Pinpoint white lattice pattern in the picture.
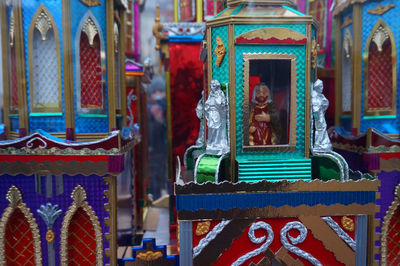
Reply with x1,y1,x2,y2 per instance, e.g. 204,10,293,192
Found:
32,28,59,108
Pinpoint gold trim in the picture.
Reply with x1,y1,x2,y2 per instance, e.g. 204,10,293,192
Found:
196,0,202,22
236,27,307,43
381,182,400,265
62,0,75,135
165,71,173,180
334,15,342,126
214,36,225,67
311,37,317,69
28,4,62,114
107,0,117,130
60,185,103,265
79,0,102,6
207,27,212,94
0,186,42,265
309,0,325,48
228,24,236,182
104,176,117,264
227,0,295,7
1,1,11,133
352,4,362,133
368,4,395,16
15,0,28,132
242,53,297,152
120,11,127,126
207,16,316,28
304,25,311,158
363,19,396,117
341,16,352,29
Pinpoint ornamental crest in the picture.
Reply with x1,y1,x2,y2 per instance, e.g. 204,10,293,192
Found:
80,0,102,7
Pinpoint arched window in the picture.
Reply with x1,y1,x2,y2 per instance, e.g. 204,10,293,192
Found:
381,183,400,264
342,29,352,113
0,186,42,265
364,19,396,116
60,185,103,264
76,12,106,114
28,5,62,113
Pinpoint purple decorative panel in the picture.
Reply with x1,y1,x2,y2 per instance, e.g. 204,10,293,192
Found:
0,174,109,265
375,170,400,261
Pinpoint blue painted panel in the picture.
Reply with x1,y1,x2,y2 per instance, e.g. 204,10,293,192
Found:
70,2,108,133
10,116,19,132
22,1,66,132
360,0,399,134
176,191,376,212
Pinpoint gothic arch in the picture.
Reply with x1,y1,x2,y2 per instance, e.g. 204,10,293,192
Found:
0,186,42,265
28,4,62,113
75,11,106,115
60,185,103,265
381,183,400,264
363,19,396,116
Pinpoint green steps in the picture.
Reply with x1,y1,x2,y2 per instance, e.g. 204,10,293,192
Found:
237,158,312,182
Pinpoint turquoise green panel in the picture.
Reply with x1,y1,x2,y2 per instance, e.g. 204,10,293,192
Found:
211,26,229,84
196,155,220,183
237,158,311,182
235,44,306,160
234,24,306,38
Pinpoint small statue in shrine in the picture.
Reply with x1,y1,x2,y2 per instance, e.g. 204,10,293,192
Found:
195,91,205,146
311,79,332,152
249,82,280,146
205,80,229,154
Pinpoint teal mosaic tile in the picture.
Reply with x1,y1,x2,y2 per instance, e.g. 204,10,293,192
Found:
211,26,229,84
234,44,307,160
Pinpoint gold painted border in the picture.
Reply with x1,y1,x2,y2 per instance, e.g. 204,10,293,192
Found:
242,53,297,152
304,24,311,157
226,0,296,8
363,19,397,117
352,4,362,133
60,184,103,265
207,16,316,28
28,4,63,114
165,71,173,180
178,203,377,220
104,175,117,264
380,182,400,265
15,0,29,132
107,0,117,130
0,186,42,265
119,11,127,127
0,1,11,134
62,0,75,135
334,16,342,126
228,24,236,181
